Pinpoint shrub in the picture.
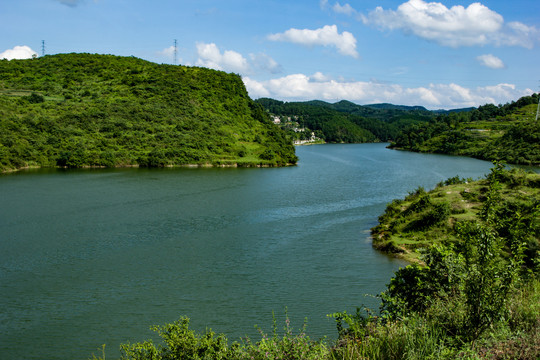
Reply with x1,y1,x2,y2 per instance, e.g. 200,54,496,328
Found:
404,193,432,215
26,92,44,103
114,314,329,360
119,317,238,360
380,245,465,318
404,202,450,232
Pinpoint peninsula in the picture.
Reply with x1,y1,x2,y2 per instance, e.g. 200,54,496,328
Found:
0,53,297,172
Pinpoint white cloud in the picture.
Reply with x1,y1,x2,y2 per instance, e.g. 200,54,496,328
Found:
476,54,505,69
242,74,532,109
0,45,38,60
268,25,359,58
332,2,356,16
495,21,539,49
242,77,270,98
311,72,331,82
195,43,282,76
158,45,175,58
361,0,538,48
195,43,249,74
157,45,179,63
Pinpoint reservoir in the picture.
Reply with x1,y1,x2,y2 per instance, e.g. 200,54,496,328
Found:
0,143,495,359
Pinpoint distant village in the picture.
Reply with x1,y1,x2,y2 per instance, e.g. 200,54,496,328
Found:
271,115,322,145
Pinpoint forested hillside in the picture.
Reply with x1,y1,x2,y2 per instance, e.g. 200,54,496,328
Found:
256,95,540,167
390,94,540,166
0,53,297,172
255,98,434,143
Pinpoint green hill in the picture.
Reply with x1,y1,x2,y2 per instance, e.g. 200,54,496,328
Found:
365,103,428,112
0,53,297,172
390,94,540,166
255,98,435,144
257,94,540,166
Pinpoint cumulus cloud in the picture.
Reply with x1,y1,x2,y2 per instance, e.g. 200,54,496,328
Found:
0,45,38,60
195,43,281,76
476,54,505,69
268,25,359,58
157,46,178,62
195,42,250,74
311,72,332,82
242,77,270,98
361,0,538,48
242,74,531,109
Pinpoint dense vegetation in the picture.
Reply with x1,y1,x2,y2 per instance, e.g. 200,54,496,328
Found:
390,94,540,166
257,95,540,167
371,164,540,265
255,98,434,144
0,53,297,172
92,165,539,359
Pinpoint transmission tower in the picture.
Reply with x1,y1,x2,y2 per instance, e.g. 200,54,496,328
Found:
536,81,540,121
173,39,178,65
41,40,45,56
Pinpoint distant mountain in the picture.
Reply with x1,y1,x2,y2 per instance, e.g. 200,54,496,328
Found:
260,98,434,121
256,98,435,144
365,103,428,112
0,53,297,172
432,107,476,114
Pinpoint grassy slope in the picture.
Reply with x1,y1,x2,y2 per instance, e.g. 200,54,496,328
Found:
0,53,297,172
371,169,540,263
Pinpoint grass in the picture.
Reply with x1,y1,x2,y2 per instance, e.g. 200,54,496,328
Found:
329,277,540,360
371,169,540,263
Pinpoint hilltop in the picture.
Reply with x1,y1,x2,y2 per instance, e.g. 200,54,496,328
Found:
364,103,428,112
0,53,297,172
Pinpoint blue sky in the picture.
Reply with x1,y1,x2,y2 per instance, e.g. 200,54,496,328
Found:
1,0,539,109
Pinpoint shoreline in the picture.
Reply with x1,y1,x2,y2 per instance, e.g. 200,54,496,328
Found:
293,140,325,146
1,161,298,174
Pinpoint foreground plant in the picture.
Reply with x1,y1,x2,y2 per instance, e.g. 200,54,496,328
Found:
113,312,329,360
329,166,539,359
240,311,328,360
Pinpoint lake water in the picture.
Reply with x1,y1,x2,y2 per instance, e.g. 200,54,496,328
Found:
0,143,496,359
